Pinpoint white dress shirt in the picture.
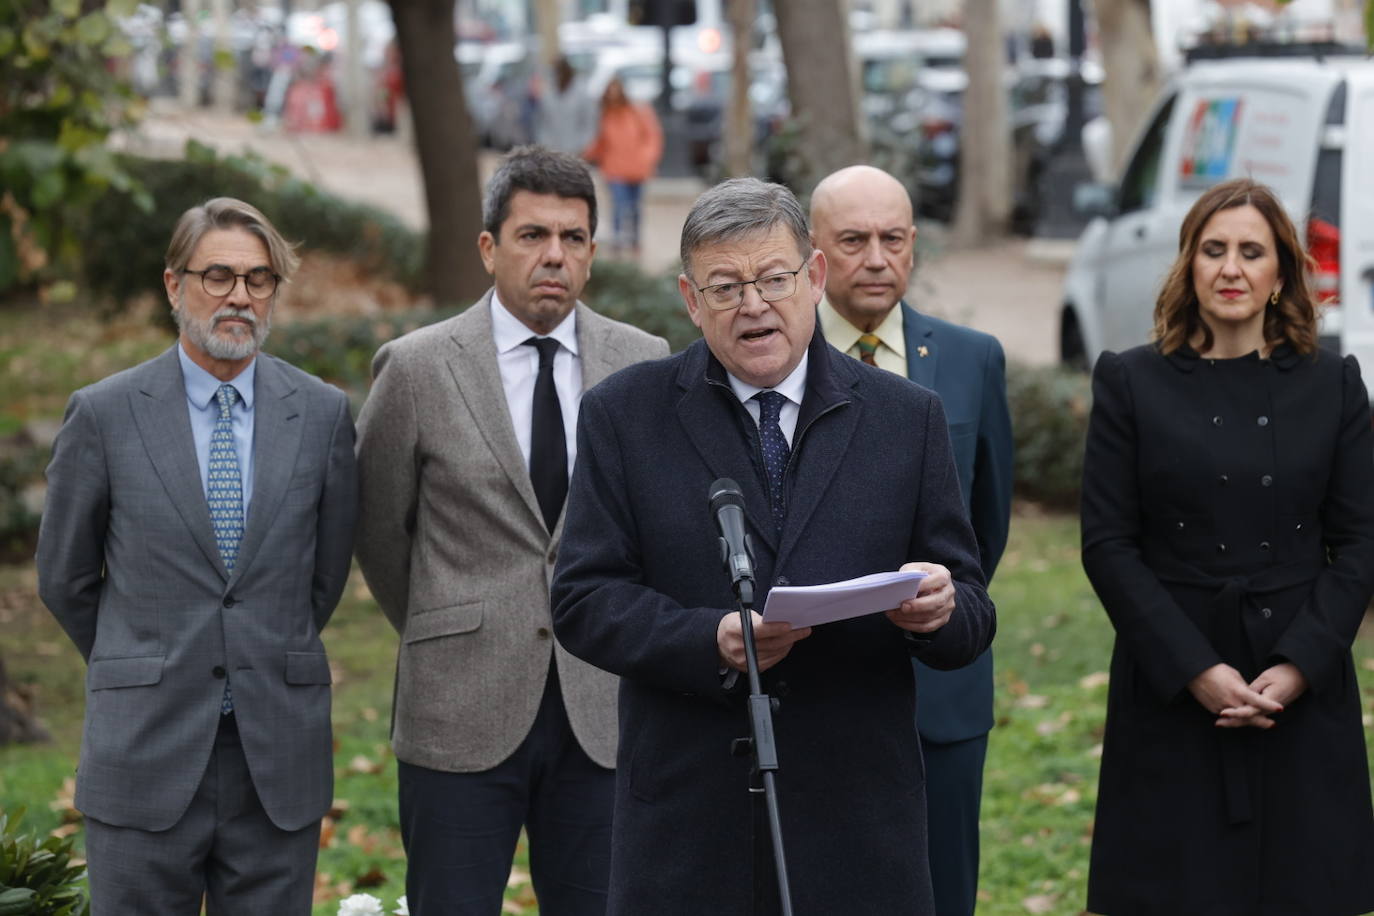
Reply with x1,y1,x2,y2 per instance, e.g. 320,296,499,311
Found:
725,351,809,447
491,293,582,478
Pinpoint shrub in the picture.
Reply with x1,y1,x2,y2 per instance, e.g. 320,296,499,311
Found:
0,432,48,563
1006,363,1091,510
581,260,697,353
77,142,423,311
0,808,88,916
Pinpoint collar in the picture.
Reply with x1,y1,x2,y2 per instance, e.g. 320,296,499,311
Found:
725,351,810,409
818,299,906,359
1163,341,1302,373
177,343,256,409
490,291,580,356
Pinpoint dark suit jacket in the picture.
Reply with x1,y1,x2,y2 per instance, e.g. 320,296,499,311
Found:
551,330,996,915
900,303,1013,744
37,346,358,832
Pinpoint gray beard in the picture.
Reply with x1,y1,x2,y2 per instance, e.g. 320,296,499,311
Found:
174,296,272,361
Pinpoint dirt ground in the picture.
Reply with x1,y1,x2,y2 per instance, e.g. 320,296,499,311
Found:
121,102,1071,366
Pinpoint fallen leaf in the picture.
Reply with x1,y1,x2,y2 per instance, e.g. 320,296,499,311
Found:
1029,643,1046,658
330,798,352,819
1078,671,1110,689
319,817,336,849
1088,743,1104,758
507,866,531,888
1022,893,1058,913
354,867,387,888
362,707,379,722
349,755,384,775
1015,694,1049,710
49,823,80,839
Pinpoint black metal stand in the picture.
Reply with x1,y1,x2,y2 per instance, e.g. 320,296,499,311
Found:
727,576,795,916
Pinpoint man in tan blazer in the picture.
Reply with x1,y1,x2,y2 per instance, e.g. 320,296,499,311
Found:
354,147,668,916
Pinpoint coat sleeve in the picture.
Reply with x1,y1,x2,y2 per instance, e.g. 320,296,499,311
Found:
1270,355,1374,694
35,390,110,661
905,390,997,669
311,389,359,634
970,336,1014,582
1081,351,1222,700
354,341,419,634
551,386,736,697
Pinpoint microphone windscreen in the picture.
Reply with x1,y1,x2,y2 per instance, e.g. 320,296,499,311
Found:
708,478,745,515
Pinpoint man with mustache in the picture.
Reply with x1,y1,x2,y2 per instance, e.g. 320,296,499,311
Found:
811,165,1012,916
354,146,668,915
37,197,358,914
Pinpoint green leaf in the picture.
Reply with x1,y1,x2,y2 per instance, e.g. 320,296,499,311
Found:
52,0,82,18
102,33,132,57
105,0,141,17
0,28,16,58
74,12,111,46
21,20,50,59
31,168,67,209
212,47,235,70
1367,1,1374,54
47,280,78,303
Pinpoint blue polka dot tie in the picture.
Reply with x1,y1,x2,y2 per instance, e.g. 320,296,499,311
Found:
209,384,243,715
754,391,790,530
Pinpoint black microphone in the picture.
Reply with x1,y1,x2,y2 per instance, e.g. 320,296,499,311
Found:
709,478,755,599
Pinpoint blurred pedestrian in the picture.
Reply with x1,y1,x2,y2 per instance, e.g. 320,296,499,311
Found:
535,56,595,155
36,197,358,915
1081,177,1374,915
811,164,1012,916
583,76,662,259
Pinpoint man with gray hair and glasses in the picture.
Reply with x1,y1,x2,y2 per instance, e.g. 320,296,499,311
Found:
37,197,358,914
550,177,996,914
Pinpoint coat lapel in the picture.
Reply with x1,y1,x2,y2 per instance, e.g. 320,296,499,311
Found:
232,355,304,584
128,347,227,578
901,301,940,389
673,342,780,553
777,335,859,562
444,295,547,532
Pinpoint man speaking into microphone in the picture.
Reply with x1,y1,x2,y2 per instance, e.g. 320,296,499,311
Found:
551,178,995,915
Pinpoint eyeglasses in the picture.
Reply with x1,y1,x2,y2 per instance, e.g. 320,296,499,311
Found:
694,262,807,311
183,265,280,300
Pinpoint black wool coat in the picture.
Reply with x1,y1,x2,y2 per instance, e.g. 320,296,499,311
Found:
551,331,996,916
1081,344,1374,916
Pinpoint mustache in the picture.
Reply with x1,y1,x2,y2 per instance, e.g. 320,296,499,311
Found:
212,306,257,327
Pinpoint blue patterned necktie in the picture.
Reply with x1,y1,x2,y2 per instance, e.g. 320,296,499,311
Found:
209,383,243,715
754,391,791,530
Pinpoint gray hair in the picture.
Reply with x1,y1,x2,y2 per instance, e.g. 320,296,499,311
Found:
165,197,300,280
483,145,598,238
680,178,811,278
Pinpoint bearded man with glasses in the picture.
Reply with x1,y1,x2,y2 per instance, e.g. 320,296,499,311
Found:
37,197,358,915
550,177,996,915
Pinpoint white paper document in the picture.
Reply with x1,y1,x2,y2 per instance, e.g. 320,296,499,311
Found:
761,570,929,629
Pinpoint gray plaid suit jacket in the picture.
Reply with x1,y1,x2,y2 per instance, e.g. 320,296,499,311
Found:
36,346,359,832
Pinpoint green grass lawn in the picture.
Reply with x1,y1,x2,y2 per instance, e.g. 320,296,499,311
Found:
4,512,1373,915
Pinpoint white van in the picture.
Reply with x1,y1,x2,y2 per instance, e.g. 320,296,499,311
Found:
1059,48,1374,377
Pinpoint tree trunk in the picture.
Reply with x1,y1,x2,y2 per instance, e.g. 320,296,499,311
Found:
533,0,562,73
774,0,866,196
387,0,488,307
724,0,756,178
0,654,49,746
1093,0,1160,175
951,0,1011,246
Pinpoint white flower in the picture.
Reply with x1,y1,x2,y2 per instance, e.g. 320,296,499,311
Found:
393,897,410,915
337,894,385,916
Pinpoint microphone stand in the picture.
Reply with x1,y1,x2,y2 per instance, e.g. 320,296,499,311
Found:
726,573,795,916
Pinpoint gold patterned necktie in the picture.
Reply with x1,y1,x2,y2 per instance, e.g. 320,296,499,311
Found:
857,334,880,366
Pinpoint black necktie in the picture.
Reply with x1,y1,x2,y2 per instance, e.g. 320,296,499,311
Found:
526,337,567,533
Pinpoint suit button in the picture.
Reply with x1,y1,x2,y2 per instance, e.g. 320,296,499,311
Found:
1295,523,1303,531
1176,521,1185,530
1260,541,1271,551
537,627,551,639
1217,543,1228,554
1260,607,1273,619
1212,416,1223,427
776,576,790,586
1261,475,1273,487
1218,474,1229,485
1257,416,1269,427
223,596,236,608
212,665,226,678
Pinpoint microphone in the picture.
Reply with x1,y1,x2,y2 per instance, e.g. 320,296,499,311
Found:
709,478,755,600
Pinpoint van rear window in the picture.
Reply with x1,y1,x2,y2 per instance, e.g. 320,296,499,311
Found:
1311,148,1341,229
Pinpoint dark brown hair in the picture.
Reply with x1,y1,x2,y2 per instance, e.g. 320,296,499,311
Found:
1152,178,1318,355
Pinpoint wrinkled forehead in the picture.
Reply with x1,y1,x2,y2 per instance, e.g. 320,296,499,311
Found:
687,226,809,281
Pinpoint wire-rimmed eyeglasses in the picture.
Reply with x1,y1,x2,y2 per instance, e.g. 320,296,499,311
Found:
694,262,807,311
182,265,280,300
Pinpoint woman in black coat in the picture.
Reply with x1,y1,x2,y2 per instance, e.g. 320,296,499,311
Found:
1081,178,1374,915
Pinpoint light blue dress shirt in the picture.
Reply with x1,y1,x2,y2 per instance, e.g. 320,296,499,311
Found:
178,345,256,519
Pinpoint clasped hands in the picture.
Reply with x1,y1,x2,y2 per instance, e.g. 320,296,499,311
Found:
1187,662,1308,729
716,562,955,673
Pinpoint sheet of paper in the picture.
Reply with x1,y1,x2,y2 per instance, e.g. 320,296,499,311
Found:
760,570,929,629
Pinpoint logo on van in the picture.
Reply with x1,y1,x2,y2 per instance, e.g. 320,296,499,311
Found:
1180,98,1243,188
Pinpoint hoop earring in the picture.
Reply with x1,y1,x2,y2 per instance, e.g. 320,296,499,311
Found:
1269,289,1280,306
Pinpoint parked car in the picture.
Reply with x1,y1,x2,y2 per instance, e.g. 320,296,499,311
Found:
1059,44,1374,376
